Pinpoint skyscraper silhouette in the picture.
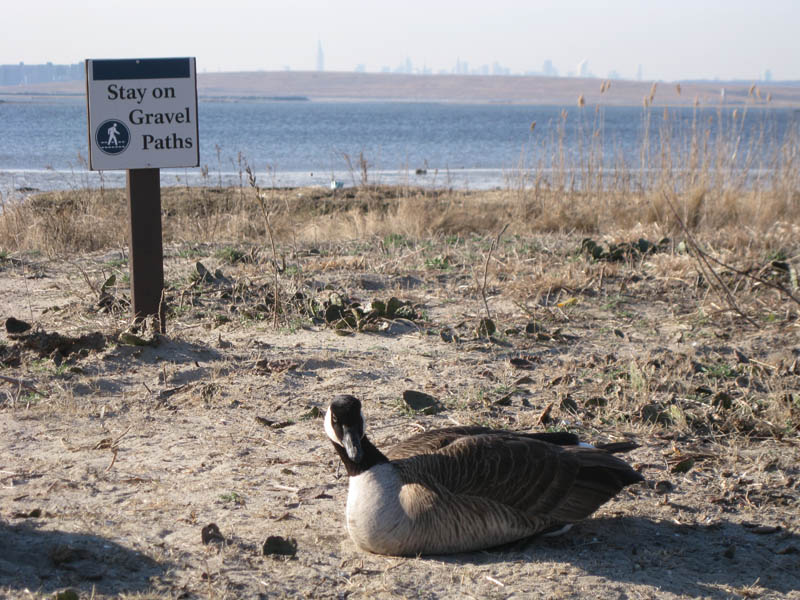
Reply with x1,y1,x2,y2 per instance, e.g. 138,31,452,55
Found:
317,41,325,71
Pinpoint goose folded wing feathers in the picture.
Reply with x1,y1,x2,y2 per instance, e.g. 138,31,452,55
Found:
385,426,497,460
394,434,580,516
385,426,582,461
393,434,642,523
549,446,644,522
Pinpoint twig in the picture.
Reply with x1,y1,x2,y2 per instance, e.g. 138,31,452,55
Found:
270,483,300,493
660,191,758,326
72,261,99,298
478,224,509,320
111,425,132,447
105,448,119,472
0,375,39,394
695,249,800,309
247,165,283,328
485,576,505,587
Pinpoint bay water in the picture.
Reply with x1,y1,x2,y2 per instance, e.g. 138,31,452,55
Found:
0,97,796,199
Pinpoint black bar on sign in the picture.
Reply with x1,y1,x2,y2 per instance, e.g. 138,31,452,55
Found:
126,168,166,333
93,58,191,80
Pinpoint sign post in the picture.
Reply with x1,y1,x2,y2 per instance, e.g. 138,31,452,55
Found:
86,57,199,333
126,168,165,330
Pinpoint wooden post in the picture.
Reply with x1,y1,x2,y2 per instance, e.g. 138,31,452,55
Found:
126,168,166,333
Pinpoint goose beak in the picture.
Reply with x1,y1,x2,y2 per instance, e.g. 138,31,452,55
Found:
342,426,363,463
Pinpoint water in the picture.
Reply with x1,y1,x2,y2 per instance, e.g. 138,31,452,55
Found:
0,97,797,198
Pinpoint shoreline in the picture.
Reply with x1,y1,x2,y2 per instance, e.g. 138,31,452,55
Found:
2,168,513,200
4,91,800,110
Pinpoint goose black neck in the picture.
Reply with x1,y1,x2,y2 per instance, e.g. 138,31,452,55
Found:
333,435,389,477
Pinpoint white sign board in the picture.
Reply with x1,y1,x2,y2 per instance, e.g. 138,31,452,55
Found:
86,57,199,170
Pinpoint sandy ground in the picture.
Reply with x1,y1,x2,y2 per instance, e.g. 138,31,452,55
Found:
1,238,799,599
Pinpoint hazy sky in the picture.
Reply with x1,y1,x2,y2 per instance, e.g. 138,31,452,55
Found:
3,0,797,81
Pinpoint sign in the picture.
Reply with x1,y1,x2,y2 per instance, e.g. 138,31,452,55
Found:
86,57,199,170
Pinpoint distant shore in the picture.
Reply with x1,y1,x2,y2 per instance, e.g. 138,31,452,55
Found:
2,70,799,107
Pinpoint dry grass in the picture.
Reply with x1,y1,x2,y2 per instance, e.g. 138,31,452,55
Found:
1,183,798,258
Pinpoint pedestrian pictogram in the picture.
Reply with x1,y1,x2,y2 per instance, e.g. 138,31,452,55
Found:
95,119,130,155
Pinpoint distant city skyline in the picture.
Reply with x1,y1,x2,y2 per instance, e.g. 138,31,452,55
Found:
0,57,784,87
2,1,798,82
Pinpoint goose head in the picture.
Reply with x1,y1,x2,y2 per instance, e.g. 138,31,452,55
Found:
325,395,366,464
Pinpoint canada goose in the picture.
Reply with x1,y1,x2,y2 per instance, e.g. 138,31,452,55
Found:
325,395,644,556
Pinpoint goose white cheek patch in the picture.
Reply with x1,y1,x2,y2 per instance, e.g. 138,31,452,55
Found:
324,408,340,445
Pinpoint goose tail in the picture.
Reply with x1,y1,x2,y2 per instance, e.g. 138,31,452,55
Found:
549,449,644,523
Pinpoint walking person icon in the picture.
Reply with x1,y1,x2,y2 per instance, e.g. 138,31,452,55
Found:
106,122,120,146
96,119,129,155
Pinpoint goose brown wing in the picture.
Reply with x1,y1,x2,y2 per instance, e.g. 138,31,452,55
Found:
394,434,643,522
395,434,581,515
546,446,644,522
385,427,496,460
385,427,582,461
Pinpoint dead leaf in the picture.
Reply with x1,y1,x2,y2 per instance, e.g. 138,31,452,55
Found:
670,458,695,474
538,401,554,425
402,390,440,414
